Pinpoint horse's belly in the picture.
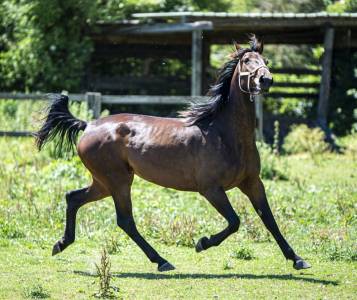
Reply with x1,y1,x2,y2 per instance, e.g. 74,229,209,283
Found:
127,147,198,191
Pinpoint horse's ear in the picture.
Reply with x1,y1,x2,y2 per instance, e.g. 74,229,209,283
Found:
233,40,241,52
249,34,264,54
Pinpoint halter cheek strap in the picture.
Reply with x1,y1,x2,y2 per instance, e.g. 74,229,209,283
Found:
238,61,270,102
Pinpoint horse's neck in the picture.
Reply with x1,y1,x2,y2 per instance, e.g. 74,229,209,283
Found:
217,72,256,145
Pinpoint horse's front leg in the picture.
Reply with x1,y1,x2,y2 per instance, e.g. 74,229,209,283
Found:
195,186,240,252
239,176,311,270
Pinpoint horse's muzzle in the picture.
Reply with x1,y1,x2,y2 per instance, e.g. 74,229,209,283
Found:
259,76,273,91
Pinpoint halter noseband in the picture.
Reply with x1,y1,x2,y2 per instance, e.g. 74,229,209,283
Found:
238,60,269,102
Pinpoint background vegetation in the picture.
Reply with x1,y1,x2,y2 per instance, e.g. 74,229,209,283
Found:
0,0,357,134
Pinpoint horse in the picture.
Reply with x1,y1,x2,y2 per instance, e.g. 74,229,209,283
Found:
35,35,311,272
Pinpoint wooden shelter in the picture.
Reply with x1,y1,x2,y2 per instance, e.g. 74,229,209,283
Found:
89,12,357,130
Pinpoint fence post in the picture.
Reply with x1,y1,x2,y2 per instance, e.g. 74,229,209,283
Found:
191,29,203,96
86,92,102,119
255,95,264,141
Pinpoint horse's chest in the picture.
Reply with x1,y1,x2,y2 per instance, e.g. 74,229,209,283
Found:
219,145,259,189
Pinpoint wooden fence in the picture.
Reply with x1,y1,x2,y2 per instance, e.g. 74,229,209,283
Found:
0,92,264,139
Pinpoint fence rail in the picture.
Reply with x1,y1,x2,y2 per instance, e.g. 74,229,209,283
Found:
0,92,265,140
0,92,207,104
0,92,211,137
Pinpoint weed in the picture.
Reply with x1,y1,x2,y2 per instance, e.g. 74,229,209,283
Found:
0,219,25,239
104,236,122,255
23,284,50,299
232,246,255,260
94,248,117,299
243,217,271,243
311,228,357,262
324,242,357,262
161,215,198,247
223,259,234,270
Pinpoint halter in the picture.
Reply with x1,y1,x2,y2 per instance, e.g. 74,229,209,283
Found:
237,60,270,102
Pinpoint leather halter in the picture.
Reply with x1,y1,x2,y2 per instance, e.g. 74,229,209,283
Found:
237,60,270,102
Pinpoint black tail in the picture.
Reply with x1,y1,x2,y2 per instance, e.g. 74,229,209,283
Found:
35,94,87,154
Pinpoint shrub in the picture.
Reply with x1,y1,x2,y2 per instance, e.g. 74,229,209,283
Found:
283,124,329,157
257,141,288,180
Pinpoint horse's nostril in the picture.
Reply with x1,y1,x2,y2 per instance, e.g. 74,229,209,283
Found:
260,76,272,87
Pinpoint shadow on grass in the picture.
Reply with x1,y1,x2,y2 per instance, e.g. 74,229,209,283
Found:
73,270,338,286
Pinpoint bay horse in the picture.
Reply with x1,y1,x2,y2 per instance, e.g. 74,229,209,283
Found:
35,35,310,272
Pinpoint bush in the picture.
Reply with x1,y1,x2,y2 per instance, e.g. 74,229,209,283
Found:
257,141,287,180
0,0,95,92
283,124,329,156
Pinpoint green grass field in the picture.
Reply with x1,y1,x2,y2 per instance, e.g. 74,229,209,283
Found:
0,100,356,299
0,136,356,299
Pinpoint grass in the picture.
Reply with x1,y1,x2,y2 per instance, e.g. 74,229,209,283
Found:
0,137,355,299
0,100,356,299
0,239,355,299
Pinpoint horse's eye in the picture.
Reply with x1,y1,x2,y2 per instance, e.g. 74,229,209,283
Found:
244,58,249,63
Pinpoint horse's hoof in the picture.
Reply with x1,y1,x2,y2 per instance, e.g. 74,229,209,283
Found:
158,261,175,272
52,242,62,256
293,259,311,270
195,236,208,253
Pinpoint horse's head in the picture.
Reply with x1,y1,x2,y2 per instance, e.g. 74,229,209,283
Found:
235,35,273,95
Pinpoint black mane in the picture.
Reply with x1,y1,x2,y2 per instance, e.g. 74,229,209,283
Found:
180,35,263,126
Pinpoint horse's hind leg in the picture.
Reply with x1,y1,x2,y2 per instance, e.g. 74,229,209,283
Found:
196,186,240,252
109,176,175,272
52,179,109,255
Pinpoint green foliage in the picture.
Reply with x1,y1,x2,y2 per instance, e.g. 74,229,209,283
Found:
311,228,357,262
249,0,327,13
0,0,95,92
104,236,122,255
327,0,357,12
231,246,255,260
96,0,232,21
168,215,197,247
283,124,329,157
257,141,287,180
0,219,25,239
23,284,50,299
